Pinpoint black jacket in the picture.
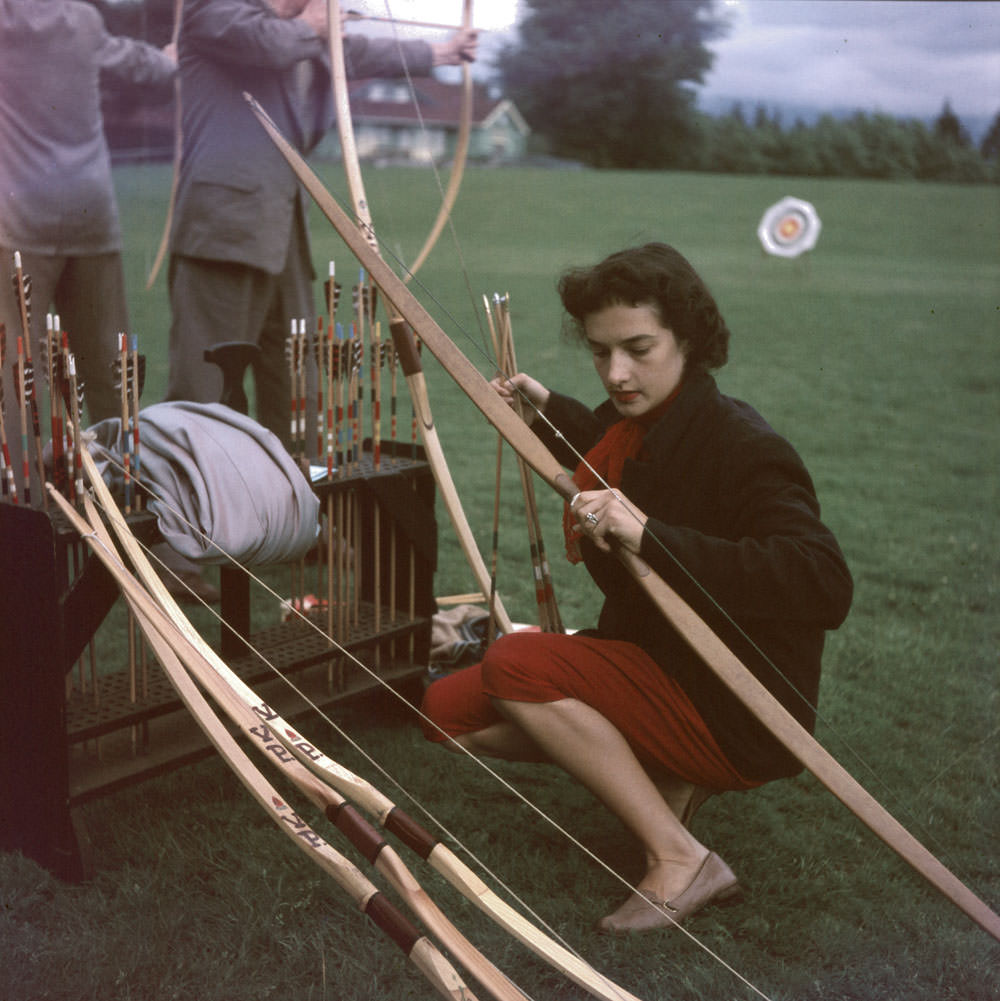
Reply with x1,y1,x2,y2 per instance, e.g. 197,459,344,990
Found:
538,371,853,780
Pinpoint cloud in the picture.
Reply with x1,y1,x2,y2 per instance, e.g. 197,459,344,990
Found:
353,0,998,120
702,0,1000,118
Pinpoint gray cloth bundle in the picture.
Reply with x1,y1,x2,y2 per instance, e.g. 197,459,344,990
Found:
85,401,319,566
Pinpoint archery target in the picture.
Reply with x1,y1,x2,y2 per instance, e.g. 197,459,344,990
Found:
757,197,822,258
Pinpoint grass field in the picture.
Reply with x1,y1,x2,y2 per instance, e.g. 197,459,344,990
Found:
2,161,998,1000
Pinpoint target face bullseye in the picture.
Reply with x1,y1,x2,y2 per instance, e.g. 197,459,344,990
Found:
758,197,821,258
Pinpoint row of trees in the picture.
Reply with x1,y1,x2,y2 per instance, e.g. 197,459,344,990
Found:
686,103,998,183
499,0,999,182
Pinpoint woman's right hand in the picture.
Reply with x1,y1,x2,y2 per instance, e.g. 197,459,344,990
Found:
489,372,550,427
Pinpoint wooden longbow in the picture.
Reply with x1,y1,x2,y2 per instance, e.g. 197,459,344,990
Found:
327,0,514,633
72,486,534,1001
75,445,643,1001
50,487,479,1001
245,94,1000,944
402,0,475,283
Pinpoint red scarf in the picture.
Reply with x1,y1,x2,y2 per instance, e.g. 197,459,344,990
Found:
562,387,681,563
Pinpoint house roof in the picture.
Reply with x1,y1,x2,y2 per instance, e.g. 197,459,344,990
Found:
347,77,526,132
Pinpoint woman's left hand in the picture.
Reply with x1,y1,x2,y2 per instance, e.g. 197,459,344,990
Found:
570,489,648,555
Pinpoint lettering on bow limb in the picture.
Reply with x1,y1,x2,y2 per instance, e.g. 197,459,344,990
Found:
283,729,324,762
251,701,279,723
274,801,327,851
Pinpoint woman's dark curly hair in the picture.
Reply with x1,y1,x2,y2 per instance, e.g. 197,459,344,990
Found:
557,243,730,373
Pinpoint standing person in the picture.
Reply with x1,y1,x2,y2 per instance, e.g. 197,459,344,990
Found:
165,0,476,449
0,0,175,502
421,243,853,933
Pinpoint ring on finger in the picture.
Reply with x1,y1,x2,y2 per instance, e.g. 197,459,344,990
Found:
585,512,599,526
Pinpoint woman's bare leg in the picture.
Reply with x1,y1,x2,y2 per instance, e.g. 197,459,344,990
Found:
447,720,549,762
488,697,721,929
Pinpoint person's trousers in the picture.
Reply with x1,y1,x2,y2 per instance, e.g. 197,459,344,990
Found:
166,223,316,454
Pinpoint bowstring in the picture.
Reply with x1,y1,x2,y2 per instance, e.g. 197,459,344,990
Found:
378,247,981,869
83,445,773,1001
373,0,489,347
302,50,974,893
249,85,981,909
317,23,830,744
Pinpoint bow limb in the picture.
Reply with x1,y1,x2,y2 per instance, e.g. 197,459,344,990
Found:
145,0,184,289
245,98,1000,944
328,0,379,255
160,638,529,1001
325,7,513,631
74,443,641,1001
403,0,474,283
71,489,525,1001
50,489,477,1001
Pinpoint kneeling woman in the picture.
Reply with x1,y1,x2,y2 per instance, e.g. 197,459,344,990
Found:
421,243,853,933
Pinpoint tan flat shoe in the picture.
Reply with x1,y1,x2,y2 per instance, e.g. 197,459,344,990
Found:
595,852,742,934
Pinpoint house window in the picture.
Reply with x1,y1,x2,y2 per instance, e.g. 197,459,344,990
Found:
366,81,410,104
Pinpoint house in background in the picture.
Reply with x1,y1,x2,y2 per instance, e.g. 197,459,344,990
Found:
102,78,530,166
316,77,530,165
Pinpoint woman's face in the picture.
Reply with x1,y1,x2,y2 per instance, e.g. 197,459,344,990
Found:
584,302,686,418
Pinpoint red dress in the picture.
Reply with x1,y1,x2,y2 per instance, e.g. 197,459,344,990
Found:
420,630,761,791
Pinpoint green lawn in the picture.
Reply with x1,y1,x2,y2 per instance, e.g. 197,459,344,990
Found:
2,162,997,1000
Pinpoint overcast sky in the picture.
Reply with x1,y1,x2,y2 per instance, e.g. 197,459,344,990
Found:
702,0,1000,119
370,0,1000,121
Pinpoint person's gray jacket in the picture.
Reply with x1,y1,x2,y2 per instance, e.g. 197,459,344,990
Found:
170,0,433,274
0,0,174,255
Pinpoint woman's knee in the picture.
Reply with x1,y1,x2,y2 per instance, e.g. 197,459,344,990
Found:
419,678,446,728
480,631,539,688
418,662,499,744
419,675,460,741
